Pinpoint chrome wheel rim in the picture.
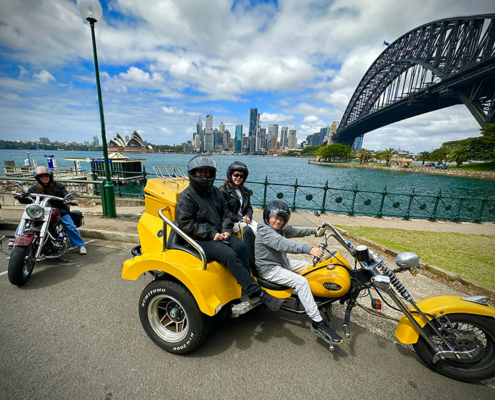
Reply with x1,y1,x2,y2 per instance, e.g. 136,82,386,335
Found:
148,295,189,343
22,253,35,280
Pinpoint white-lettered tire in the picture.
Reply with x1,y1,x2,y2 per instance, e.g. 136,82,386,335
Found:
139,280,211,354
413,313,495,382
8,244,35,287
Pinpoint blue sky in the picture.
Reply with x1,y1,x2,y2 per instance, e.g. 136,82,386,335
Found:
0,0,494,152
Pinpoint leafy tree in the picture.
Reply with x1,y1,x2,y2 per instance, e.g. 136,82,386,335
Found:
301,145,323,156
430,145,450,164
448,146,469,168
416,151,431,165
468,123,495,160
316,143,351,162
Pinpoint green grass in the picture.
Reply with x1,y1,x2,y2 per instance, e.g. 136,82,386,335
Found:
450,161,495,171
336,225,495,289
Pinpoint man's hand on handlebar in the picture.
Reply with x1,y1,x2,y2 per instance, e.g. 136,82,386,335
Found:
310,247,324,258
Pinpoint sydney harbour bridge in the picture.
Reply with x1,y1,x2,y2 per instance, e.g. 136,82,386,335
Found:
332,14,495,146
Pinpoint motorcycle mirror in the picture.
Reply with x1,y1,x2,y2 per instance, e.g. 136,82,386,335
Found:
314,211,321,217
13,181,23,189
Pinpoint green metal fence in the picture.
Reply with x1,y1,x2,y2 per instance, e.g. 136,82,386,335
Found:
241,177,495,223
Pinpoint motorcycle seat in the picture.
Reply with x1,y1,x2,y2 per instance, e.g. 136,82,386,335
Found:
256,277,290,291
167,222,213,263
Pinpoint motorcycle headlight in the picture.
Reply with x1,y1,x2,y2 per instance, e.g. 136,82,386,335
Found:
26,205,45,220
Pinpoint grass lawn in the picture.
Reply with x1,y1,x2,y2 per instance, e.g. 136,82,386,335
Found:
336,225,495,289
449,161,495,171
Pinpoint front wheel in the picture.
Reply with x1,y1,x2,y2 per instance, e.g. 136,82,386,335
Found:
413,313,495,381
8,244,36,286
139,280,211,354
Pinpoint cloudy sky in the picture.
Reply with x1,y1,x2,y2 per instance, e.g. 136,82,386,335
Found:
0,0,493,152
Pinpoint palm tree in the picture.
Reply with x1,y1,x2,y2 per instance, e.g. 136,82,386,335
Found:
430,146,450,164
448,146,469,168
416,151,431,165
356,149,371,163
381,148,398,167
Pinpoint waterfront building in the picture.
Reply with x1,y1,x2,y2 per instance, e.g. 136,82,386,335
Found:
93,135,99,147
193,134,201,151
242,136,249,151
204,132,214,152
108,131,153,153
288,129,297,148
205,114,213,133
182,141,193,153
280,127,288,148
197,118,204,151
219,122,225,135
268,124,279,148
259,128,267,149
249,108,259,152
235,125,243,152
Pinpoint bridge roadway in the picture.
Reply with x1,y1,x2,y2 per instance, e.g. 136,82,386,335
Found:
0,211,494,398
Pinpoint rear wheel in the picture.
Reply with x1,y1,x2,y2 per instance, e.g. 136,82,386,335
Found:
413,313,495,381
139,280,211,354
8,244,36,287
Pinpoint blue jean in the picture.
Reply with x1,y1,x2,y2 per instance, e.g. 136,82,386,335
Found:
60,214,85,248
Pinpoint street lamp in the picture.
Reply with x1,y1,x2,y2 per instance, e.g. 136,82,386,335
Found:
77,0,116,218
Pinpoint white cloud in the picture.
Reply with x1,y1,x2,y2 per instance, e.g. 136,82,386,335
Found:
260,113,295,123
162,106,186,115
160,127,173,136
33,70,55,84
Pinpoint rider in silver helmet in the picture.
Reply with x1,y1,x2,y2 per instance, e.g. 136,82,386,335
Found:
255,200,343,345
176,155,283,311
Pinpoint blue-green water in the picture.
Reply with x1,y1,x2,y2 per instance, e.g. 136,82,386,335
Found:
2,150,494,222
2,149,494,198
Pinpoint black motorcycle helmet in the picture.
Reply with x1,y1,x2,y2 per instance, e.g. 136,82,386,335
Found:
187,154,217,193
33,166,54,185
227,161,249,184
263,200,291,230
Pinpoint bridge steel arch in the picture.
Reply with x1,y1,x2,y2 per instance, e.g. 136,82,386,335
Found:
333,14,495,146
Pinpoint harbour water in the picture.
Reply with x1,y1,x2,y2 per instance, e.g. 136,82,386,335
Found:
1,149,494,200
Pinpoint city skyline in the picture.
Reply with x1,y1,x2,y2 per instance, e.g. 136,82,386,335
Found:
1,1,494,153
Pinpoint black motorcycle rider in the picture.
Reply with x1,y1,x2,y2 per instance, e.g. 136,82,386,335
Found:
176,155,282,310
16,166,86,254
219,161,257,274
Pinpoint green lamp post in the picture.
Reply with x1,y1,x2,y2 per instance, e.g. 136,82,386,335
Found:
77,0,116,218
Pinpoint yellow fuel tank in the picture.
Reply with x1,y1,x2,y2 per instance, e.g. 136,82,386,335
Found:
301,257,352,298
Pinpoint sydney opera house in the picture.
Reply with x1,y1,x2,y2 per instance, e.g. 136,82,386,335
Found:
107,131,154,153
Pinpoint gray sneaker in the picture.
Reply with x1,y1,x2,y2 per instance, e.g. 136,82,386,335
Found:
79,246,87,255
259,290,283,311
311,321,343,344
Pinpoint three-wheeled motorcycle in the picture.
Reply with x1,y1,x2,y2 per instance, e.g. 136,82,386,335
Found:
122,166,495,382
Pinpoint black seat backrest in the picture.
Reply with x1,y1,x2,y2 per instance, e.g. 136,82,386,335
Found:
166,222,212,263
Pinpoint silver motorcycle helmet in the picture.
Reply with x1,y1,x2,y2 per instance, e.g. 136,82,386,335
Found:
263,200,291,230
226,161,249,184
187,154,217,193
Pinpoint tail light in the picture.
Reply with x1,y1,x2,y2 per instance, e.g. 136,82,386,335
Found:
371,298,382,310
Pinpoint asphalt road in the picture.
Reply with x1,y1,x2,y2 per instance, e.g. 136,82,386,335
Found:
0,231,493,400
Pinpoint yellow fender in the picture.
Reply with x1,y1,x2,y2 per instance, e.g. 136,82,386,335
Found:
395,295,495,344
122,250,242,316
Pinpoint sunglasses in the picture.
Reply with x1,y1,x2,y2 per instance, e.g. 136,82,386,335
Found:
39,174,50,178
232,173,244,178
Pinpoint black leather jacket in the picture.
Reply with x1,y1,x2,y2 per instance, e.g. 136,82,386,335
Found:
176,185,235,240
18,182,71,216
218,182,253,223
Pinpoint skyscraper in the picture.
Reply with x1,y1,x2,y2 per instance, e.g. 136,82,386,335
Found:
197,118,204,151
268,124,279,149
205,114,213,133
280,127,288,148
204,132,214,152
288,130,297,149
352,135,364,151
248,108,259,152
235,125,243,152
219,121,225,134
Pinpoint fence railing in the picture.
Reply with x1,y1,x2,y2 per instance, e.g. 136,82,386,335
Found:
90,168,147,199
3,174,494,223
241,177,495,223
